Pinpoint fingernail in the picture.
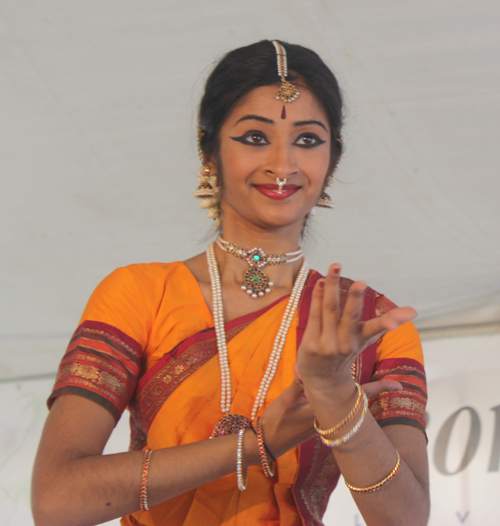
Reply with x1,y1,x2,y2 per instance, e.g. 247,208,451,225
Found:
319,280,325,289
330,264,341,276
356,282,367,296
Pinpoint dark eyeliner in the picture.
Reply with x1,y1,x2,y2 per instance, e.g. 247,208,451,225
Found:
295,134,326,148
230,135,250,144
230,132,269,145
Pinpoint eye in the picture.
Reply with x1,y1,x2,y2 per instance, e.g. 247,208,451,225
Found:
230,131,270,146
294,133,326,148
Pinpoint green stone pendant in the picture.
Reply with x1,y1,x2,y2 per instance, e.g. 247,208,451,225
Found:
241,268,273,299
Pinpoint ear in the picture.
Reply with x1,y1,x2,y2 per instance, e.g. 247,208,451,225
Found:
207,159,219,175
324,154,340,186
202,153,218,175
328,152,341,176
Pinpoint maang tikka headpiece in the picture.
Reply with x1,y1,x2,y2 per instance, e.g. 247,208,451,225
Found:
272,40,300,107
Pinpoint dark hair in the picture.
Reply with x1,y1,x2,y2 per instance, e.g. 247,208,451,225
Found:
199,40,344,169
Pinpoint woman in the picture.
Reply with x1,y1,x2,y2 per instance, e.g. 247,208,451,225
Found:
32,40,429,526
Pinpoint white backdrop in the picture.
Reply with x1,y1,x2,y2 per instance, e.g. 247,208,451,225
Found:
1,1,500,525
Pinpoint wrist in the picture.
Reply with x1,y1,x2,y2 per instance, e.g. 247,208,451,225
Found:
304,380,359,429
302,375,357,402
242,428,261,468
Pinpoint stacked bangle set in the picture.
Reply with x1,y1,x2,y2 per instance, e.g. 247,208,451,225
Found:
314,382,402,493
236,418,276,491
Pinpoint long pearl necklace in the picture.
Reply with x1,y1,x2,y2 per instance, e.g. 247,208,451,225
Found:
207,242,309,422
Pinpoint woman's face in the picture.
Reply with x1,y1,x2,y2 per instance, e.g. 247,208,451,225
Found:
214,85,331,233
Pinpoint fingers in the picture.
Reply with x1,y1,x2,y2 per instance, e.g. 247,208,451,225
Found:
293,362,302,384
321,263,342,352
301,276,325,342
290,376,306,398
300,264,418,383
321,264,341,337
276,377,311,413
361,306,417,347
361,379,403,399
340,279,367,344
301,264,342,356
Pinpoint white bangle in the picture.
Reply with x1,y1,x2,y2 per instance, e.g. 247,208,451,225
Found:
236,428,248,491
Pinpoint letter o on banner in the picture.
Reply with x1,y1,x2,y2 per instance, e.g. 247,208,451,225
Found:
434,406,481,476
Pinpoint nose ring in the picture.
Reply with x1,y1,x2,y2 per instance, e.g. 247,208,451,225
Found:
276,177,287,194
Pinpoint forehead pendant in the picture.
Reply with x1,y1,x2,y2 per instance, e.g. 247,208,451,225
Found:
272,40,300,121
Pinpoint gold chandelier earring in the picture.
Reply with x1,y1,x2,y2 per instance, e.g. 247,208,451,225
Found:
194,126,222,227
315,175,335,209
315,135,342,210
316,190,335,209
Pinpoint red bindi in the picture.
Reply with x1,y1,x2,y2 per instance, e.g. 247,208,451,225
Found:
281,105,286,119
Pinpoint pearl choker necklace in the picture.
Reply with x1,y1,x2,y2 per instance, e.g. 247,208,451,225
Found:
216,235,304,299
206,242,309,424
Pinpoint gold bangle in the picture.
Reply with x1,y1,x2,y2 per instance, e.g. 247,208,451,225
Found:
345,451,401,493
140,449,153,511
255,417,275,478
319,392,368,447
313,383,362,436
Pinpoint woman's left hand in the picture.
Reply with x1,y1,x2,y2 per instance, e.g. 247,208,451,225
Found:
296,264,417,392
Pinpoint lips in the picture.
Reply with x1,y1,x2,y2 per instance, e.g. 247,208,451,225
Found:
254,184,301,200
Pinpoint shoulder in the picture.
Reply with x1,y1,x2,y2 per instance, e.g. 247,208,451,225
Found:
106,261,185,282
80,261,190,326
95,261,190,295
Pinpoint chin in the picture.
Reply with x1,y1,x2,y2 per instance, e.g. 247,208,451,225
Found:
221,200,310,231
254,212,307,231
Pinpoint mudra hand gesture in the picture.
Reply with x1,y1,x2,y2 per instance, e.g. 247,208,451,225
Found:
297,263,417,396
261,263,417,457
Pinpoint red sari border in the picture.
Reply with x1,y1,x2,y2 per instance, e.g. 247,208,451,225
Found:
369,357,427,432
48,320,143,422
129,293,292,450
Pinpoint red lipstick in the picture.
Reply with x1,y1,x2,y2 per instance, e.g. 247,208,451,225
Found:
254,184,300,200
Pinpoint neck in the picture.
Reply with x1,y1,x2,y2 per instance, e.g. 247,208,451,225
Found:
211,204,307,292
212,238,305,293
220,220,303,255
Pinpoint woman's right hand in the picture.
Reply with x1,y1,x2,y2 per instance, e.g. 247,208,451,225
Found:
261,377,316,458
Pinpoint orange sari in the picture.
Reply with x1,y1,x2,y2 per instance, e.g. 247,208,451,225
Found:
49,262,426,526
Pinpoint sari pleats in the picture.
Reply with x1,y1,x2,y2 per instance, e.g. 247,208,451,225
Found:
132,297,301,526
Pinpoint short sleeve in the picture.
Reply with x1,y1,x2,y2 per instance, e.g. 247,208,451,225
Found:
368,316,427,434
48,266,155,422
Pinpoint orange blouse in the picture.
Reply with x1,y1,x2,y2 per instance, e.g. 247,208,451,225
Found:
49,262,426,526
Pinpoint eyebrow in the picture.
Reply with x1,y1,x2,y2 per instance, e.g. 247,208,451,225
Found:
294,120,328,131
234,115,328,131
235,115,274,126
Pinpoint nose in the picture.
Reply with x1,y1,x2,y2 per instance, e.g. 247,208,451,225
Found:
264,139,298,180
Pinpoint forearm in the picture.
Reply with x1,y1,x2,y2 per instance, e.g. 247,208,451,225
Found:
33,431,261,526
33,380,318,526
334,418,429,526
305,384,429,526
